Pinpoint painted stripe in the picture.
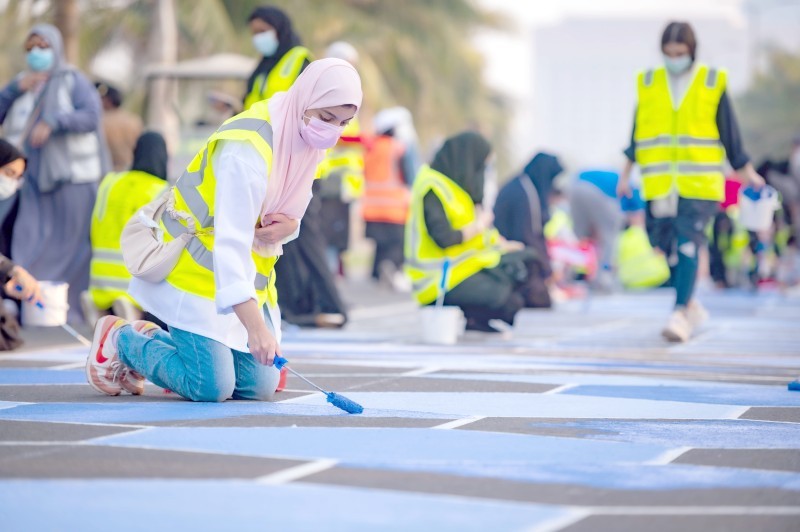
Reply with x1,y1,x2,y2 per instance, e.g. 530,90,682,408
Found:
431,416,486,430
255,459,339,485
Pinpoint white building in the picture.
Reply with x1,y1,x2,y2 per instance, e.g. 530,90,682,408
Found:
528,15,749,171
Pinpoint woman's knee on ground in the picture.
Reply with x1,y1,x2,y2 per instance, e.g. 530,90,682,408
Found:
233,366,280,401
184,370,236,402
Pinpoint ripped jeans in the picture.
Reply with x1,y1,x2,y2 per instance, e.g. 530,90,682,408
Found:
117,326,280,402
646,197,718,307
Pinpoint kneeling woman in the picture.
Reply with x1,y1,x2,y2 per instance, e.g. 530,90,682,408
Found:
405,132,529,333
85,59,361,401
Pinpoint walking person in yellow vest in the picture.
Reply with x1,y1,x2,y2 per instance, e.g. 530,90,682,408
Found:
618,21,765,343
406,132,529,333
82,132,168,327
84,59,361,401
243,6,312,112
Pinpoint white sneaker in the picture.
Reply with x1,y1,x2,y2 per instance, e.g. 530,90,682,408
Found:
662,309,692,343
685,300,709,329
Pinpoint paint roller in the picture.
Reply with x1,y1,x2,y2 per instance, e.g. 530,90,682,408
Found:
273,355,363,414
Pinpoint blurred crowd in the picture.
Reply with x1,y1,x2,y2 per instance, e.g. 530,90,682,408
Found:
0,8,798,349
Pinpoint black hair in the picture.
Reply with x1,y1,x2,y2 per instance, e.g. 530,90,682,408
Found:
661,21,697,61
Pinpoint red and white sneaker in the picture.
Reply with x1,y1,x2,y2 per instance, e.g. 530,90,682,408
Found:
85,316,129,396
130,320,161,338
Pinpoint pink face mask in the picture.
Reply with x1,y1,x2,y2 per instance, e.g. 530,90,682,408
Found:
300,115,345,149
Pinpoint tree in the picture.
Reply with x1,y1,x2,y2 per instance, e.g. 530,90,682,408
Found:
736,49,800,162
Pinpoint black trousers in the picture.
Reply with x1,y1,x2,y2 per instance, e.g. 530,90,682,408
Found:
275,196,347,326
366,221,405,279
440,247,550,325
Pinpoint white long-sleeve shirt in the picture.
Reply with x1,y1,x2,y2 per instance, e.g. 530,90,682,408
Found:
129,139,284,351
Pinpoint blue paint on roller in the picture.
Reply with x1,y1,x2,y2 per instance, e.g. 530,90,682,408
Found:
274,355,363,414
789,380,800,391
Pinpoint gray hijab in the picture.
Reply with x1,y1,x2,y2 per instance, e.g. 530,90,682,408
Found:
28,24,72,125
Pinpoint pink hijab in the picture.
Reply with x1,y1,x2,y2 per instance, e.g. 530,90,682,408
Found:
257,58,362,255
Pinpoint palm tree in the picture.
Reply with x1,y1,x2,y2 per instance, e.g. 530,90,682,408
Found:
0,0,511,170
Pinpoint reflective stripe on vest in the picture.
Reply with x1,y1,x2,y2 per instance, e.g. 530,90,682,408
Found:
634,64,726,201
404,166,502,305
90,170,167,309
244,46,312,111
161,102,278,305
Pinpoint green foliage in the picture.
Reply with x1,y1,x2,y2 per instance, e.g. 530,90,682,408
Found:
0,0,510,169
736,49,800,162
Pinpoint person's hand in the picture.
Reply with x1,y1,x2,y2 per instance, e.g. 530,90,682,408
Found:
743,164,766,190
476,207,494,231
247,322,280,366
29,122,52,148
4,266,43,307
500,240,525,253
17,72,48,92
617,171,632,198
255,213,299,245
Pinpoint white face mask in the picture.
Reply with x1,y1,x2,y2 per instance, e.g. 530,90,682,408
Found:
664,53,692,75
252,30,279,57
0,175,22,200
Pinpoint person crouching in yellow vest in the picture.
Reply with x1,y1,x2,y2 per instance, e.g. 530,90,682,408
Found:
85,59,362,401
82,132,168,327
617,21,765,343
405,132,531,334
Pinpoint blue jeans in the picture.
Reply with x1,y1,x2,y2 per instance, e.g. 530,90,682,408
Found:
117,327,279,402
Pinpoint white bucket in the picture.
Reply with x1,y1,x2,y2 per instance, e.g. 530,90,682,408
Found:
419,306,465,345
739,186,779,232
22,281,69,327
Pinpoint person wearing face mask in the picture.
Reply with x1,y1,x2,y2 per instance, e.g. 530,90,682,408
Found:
81,132,169,327
85,59,362,401
0,24,109,325
618,21,765,343
243,5,312,111
405,132,529,333
0,139,43,312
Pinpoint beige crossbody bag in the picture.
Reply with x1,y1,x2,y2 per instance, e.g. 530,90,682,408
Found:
120,188,202,283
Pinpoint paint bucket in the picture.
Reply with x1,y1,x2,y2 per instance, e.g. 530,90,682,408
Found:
22,281,69,327
739,185,779,232
419,306,465,345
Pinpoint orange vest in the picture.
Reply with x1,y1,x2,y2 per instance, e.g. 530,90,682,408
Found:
362,136,410,224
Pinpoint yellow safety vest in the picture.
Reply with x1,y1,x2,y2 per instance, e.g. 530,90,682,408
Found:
90,170,167,309
160,101,279,307
404,166,502,305
617,225,671,289
634,64,727,201
317,117,365,201
243,46,312,111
